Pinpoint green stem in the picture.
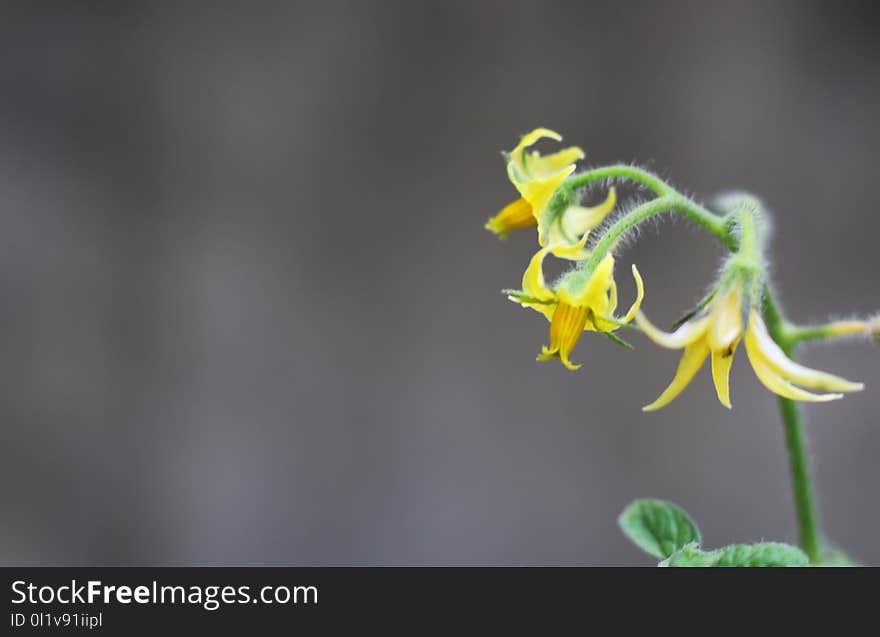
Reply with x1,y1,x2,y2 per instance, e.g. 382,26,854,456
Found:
763,292,823,564
784,321,872,345
579,195,729,276
568,164,673,197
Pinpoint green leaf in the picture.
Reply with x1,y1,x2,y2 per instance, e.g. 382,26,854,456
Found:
659,544,717,567
662,542,808,567
618,499,701,559
710,542,808,567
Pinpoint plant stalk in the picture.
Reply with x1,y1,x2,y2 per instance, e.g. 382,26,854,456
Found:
763,293,823,564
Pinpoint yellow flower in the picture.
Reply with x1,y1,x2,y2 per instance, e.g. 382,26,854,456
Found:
636,289,864,411
485,128,616,259
508,247,644,370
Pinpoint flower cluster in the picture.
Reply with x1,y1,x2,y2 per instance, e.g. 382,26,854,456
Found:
487,128,643,371
486,128,869,410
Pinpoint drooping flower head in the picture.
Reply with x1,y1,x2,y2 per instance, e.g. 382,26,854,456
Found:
636,285,864,411
507,247,644,370
486,128,616,259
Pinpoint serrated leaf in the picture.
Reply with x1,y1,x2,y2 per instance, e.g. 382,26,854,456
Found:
618,499,701,559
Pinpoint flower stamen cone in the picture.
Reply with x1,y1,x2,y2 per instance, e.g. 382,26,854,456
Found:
485,198,535,238
537,302,589,370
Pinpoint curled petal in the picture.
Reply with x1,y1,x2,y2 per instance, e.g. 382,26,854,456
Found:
548,227,590,261
513,128,562,155
581,253,616,307
635,311,711,349
521,166,576,231
710,339,739,409
559,188,617,241
507,128,582,184
607,278,619,317
513,247,557,320
521,248,554,301
525,147,585,180
591,264,644,333
643,340,711,412
707,289,743,352
621,265,645,324
747,312,864,393
744,334,843,402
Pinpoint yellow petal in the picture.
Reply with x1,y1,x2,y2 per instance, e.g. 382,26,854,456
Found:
560,188,616,240
521,166,576,228
525,147,585,180
746,312,864,393
744,339,843,402
513,128,562,155
621,265,645,324
514,247,557,320
710,339,739,409
707,289,743,352
521,248,554,300
556,254,614,316
607,278,619,316
635,311,710,349
592,264,645,333
548,226,591,260
582,253,615,306
508,129,578,184
643,340,711,411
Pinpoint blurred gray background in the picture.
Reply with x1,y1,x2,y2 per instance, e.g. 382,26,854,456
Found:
1,1,878,565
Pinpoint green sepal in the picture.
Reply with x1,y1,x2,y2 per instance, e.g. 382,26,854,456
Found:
603,330,633,350
594,314,637,330
670,289,716,331
503,290,554,305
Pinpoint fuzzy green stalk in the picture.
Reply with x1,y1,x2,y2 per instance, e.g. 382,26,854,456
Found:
763,293,823,564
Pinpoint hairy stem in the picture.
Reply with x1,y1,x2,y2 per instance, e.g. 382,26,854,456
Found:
568,164,672,197
763,292,823,564
578,194,729,277
784,320,871,345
